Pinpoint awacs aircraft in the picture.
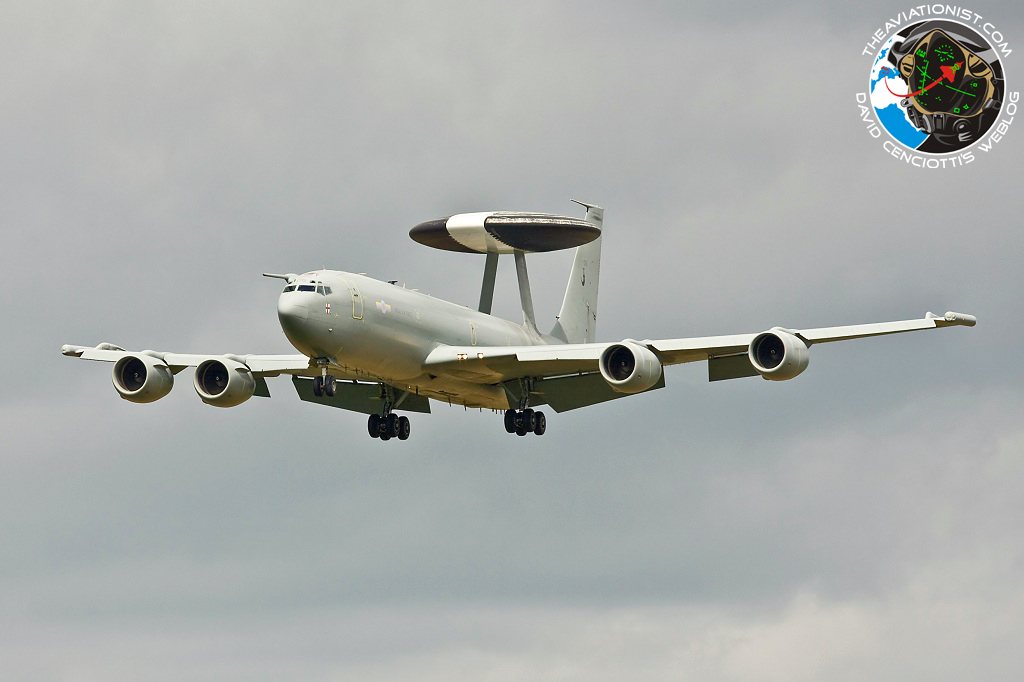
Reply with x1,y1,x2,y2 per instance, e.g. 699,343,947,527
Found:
62,202,976,441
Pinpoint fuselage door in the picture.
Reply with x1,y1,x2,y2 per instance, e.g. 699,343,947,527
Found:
342,277,363,320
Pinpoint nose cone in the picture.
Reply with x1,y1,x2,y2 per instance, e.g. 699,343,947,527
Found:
278,293,309,320
277,294,309,342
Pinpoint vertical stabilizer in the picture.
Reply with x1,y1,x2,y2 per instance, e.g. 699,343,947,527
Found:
550,202,603,344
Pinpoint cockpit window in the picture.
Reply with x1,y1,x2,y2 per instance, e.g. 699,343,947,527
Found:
285,281,331,294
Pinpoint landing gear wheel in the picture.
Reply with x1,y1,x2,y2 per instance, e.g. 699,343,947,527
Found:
324,375,336,397
368,414,381,438
386,413,400,438
534,411,546,436
522,408,536,432
504,410,517,433
380,430,392,441
312,375,324,397
398,416,411,440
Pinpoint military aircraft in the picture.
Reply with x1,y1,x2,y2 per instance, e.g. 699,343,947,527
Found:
61,202,976,441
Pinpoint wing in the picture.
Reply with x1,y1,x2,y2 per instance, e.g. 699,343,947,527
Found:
61,343,316,376
422,311,976,410
61,342,430,414
423,311,976,379
60,342,320,403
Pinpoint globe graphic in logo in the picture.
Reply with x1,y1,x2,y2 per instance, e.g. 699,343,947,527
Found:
870,19,1004,154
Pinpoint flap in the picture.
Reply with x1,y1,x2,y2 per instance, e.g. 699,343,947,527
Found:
291,377,431,414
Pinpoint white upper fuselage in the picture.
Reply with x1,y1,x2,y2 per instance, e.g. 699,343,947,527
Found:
277,270,549,408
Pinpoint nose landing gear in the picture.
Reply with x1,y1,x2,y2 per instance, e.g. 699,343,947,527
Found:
311,360,336,397
311,374,336,397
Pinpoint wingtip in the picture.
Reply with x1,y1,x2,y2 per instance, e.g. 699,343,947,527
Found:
944,311,977,327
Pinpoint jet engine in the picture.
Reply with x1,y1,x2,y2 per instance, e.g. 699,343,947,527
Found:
193,358,257,407
748,329,809,381
599,341,663,393
112,354,174,403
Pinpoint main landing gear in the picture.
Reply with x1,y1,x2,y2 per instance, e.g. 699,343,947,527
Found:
368,413,411,441
309,365,412,442
367,384,410,441
504,378,546,436
504,408,547,436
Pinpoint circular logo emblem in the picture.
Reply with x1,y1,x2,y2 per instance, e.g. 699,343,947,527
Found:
870,19,1005,154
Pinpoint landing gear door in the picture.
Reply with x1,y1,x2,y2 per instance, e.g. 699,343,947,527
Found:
341,277,363,320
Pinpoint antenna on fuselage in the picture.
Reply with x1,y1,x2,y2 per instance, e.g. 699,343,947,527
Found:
407,206,602,334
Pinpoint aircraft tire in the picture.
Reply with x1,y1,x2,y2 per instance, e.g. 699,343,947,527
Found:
324,375,336,397
312,376,323,397
504,410,516,433
386,413,400,438
398,416,411,440
523,408,536,432
368,414,381,438
534,411,546,436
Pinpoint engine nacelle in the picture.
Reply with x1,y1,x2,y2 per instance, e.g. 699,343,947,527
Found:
193,358,256,407
112,354,174,403
599,341,663,394
748,329,810,381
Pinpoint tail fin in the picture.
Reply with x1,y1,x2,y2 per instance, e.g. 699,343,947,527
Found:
550,202,603,344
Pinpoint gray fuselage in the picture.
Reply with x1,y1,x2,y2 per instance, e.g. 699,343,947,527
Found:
277,270,548,409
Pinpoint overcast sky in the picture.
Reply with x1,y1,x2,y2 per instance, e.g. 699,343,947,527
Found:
2,1,1022,680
